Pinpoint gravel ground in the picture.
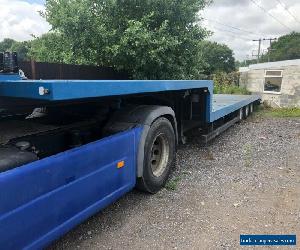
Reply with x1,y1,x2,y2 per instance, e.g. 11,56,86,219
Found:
49,114,300,250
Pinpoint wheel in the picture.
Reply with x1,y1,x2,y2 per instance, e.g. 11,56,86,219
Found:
244,105,250,118
249,103,254,114
239,108,243,121
136,117,175,193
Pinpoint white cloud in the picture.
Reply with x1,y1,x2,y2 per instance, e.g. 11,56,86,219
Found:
201,0,300,61
0,0,50,41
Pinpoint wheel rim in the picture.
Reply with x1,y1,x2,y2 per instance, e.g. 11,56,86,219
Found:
150,133,169,177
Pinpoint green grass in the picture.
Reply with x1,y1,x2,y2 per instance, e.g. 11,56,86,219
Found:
165,176,181,191
214,84,250,95
266,108,300,118
255,105,300,118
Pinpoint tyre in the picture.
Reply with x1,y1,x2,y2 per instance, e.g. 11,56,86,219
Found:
136,117,175,194
239,108,243,121
244,105,250,118
249,103,254,114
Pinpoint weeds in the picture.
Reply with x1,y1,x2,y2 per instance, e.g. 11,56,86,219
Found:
214,84,250,95
266,108,300,118
212,71,250,95
255,105,300,118
165,176,182,191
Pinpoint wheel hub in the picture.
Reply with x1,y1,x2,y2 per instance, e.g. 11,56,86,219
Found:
150,133,169,177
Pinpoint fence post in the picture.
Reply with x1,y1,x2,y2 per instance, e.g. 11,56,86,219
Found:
31,60,36,80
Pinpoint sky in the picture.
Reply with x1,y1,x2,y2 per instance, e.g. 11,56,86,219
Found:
0,0,50,41
202,0,300,60
0,0,299,61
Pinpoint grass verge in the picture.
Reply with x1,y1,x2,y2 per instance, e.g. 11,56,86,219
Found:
255,105,300,118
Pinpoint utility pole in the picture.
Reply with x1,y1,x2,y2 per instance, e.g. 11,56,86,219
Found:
253,39,262,63
252,38,277,63
263,38,277,62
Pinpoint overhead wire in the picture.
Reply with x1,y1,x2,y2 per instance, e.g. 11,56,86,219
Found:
202,1,295,60
275,0,300,24
249,0,292,32
203,18,262,37
209,26,258,41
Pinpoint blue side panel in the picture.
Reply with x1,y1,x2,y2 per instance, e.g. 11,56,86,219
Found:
210,94,260,122
0,73,21,81
0,80,213,102
0,127,142,250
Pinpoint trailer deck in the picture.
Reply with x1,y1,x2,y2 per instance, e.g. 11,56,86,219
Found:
0,77,260,122
0,79,213,101
211,94,259,121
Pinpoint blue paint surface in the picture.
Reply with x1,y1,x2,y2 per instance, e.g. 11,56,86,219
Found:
240,235,296,246
0,78,260,122
0,79,214,101
0,127,142,249
0,73,21,81
211,94,260,122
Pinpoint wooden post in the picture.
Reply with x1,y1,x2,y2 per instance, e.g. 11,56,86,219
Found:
31,59,36,80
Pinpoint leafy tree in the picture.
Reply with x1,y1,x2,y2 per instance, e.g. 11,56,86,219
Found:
29,32,76,64
0,38,16,51
265,32,300,62
199,41,235,75
10,41,31,61
43,0,211,79
0,38,30,61
237,32,300,67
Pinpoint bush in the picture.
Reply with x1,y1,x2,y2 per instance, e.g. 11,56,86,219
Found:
214,84,250,95
213,71,250,95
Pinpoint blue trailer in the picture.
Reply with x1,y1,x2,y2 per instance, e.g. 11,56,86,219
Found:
0,53,259,249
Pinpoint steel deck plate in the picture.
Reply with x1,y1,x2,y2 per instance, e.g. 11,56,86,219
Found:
211,94,259,121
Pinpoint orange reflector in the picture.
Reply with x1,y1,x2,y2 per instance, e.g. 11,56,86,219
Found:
117,161,125,169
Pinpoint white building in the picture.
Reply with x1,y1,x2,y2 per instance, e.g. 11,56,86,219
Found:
239,59,300,107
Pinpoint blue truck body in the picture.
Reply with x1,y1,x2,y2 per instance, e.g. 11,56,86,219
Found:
0,127,142,249
0,73,260,249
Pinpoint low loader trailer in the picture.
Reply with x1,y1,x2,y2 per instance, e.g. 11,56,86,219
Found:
0,52,259,249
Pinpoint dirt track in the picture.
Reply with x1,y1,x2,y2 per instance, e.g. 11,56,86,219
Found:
49,114,300,250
